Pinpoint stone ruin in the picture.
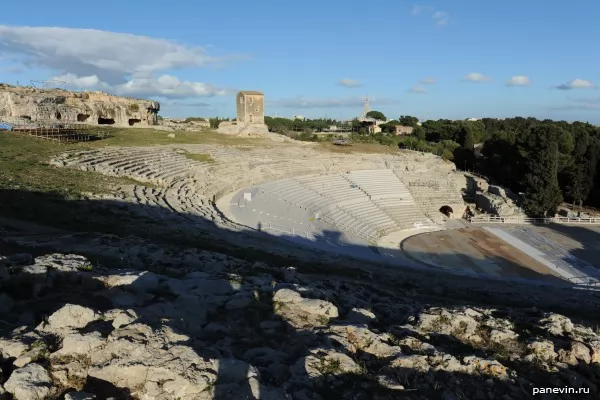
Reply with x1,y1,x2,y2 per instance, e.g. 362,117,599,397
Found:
218,91,271,137
475,184,523,217
0,83,160,128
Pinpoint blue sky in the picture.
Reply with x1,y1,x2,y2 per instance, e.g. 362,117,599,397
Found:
1,0,599,122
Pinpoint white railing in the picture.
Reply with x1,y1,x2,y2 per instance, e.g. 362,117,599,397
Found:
568,276,600,286
470,216,600,225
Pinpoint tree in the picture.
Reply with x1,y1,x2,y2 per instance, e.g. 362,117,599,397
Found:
521,124,563,217
379,120,400,134
412,125,426,141
366,111,386,121
398,115,418,127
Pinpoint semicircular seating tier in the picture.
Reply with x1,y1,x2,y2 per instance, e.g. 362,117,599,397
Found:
258,169,437,242
51,145,468,241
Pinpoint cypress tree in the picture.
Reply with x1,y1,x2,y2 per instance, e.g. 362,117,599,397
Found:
522,124,563,217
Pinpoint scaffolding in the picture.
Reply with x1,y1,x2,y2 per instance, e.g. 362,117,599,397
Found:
6,121,105,143
30,80,67,90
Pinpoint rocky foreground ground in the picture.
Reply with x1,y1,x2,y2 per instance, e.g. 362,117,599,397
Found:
1,251,600,399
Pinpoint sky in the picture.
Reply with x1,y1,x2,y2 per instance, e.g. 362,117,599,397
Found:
0,0,599,123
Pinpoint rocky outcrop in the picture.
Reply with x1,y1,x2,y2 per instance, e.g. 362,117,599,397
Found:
2,251,600,399
0,83,159,127
474,184,524,217
475,192,521,217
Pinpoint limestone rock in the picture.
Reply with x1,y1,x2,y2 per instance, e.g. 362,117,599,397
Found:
539,313,574,337
94,270,160,293
558,349,578,366
588,340,600,364
329,325,400,358
346,307,376,325
274,288,338,324
527,340,557,362
4,363,54,400
415,309,479,339
41,304,97,331
51,332,105,358
0,84,159,127
489,329,519,343
273,288,302,304
34,253,91,273
292,348,362,382
0,337,32,359
570,341,591,364
82,323,225,399
109,309,139,329
462,356,509,380
390,354,431,373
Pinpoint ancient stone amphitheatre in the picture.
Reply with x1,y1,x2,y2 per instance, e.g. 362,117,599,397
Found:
3,89,600,399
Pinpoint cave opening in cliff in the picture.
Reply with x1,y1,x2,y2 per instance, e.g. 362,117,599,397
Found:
440,205,454,217
98,117,115,125
77,114,90,122
128,119,141,126
55,112,61,120
19,115,31,121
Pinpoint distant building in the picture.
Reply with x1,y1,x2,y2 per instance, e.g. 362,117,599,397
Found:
466,118,480,122
393,125,414,135
236,91,264,124
293,115,306,121
368,125,382,134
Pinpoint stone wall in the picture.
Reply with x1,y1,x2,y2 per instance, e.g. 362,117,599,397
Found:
0,84,159,127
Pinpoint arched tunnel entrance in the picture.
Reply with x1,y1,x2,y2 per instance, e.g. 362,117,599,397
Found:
439,205,454,217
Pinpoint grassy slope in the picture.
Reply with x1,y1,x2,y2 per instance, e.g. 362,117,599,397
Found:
0,128,263,197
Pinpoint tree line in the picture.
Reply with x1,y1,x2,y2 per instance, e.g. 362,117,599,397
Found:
403,117,600,217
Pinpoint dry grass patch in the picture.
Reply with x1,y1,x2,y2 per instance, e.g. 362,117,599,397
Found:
182,152,216,163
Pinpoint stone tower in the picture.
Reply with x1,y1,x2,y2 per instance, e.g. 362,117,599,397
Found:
236,91,264,124
359,97,371,120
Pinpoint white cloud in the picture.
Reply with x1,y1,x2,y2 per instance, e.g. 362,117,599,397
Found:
411,5,450,27
338,78,362,88
114,74,232,98
464,72,491,82
432,11,450,26
411,5,432,15
556,79,596,90
49,73,233,99
53,73,104,89
0,25,242,98
269,96,399,109
420,77,436,85
409,86,427,94
506,75,531,86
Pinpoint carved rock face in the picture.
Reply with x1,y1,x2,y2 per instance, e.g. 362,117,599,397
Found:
0,84,159,127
